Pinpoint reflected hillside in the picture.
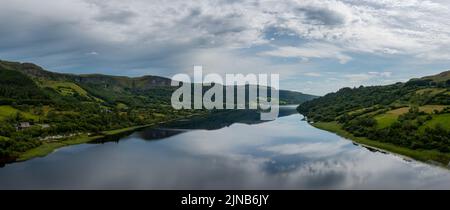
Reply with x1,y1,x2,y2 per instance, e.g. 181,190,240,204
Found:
138,129,186,141
162,106,299,130
138,106,300,141
91,106,300,143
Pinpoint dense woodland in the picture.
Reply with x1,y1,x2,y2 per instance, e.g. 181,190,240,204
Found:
298,72,450,153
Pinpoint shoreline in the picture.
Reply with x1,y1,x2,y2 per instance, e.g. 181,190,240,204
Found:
11,108,285,164
16,125,150,162
311,121,450,168
15,113,206,163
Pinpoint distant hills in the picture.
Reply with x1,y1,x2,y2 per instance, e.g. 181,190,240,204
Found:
0,59,316,107
0,60,179,107
0,59,316,162
298,71,450,165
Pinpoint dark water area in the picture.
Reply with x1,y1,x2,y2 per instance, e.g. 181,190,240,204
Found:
1,106,450,189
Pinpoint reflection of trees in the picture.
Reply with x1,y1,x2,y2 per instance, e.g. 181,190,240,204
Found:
89,130,137,144
92,106,299,143
139,129,185,141
161,110,263,130
278,106,300,117
89,128,186,143
163,106,298,130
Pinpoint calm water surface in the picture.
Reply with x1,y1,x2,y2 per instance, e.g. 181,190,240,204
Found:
1,106,450,189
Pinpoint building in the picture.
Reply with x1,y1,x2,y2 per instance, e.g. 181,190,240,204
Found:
16,122,31,130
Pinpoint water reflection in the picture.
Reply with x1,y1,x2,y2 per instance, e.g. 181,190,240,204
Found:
1,106,450,189
138,129,186,141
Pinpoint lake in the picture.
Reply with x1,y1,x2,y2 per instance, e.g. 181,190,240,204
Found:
1,106,450,189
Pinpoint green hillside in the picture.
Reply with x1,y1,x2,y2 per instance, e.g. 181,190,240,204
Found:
0,60,198,161
0,59,315,163
0,67,49,104
1,60,315,108
422,71,450,83
279,89,318,105
298,71,450,165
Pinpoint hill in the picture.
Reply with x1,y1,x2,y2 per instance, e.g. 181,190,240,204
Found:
0,60,316,107
0,59,316,163
0,60,196,162
422,70,450,83
298,71,450,165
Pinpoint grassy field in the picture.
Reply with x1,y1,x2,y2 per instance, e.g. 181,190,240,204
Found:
40,80,106,103
419,105,448,113
17,135,102,161
421,113,450,131
153,113,166,118
372,107,407,128
0,105,39,121
0,106,17,120
374,105,448,129
116,102,128,110
415,88,447,95
374,113,398,129
313,121,450,166
387,107,410,115
102,125,149,135
41,81,88,96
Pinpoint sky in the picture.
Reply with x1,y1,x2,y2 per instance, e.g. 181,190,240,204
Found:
0,0,450,95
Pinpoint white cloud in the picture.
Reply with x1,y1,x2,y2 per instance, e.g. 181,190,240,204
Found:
344,73,374,83
0,0,449,95
304,72,322,77
260,141,350,158
344,71,392,83
86,51,99,56
368,71,392,77
261,43,352,64
177,48,313,78
1,0,449,61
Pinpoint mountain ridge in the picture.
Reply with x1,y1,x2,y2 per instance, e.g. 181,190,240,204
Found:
0,59,316,101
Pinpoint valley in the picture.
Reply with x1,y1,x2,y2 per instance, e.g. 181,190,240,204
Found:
0,59,315,164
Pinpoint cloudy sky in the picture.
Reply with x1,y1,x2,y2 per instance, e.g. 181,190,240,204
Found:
1,0,449,95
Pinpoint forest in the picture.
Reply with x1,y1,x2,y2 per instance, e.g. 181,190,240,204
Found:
298,71,450,156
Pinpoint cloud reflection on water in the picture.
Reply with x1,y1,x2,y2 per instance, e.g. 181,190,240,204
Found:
1,110,450,189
